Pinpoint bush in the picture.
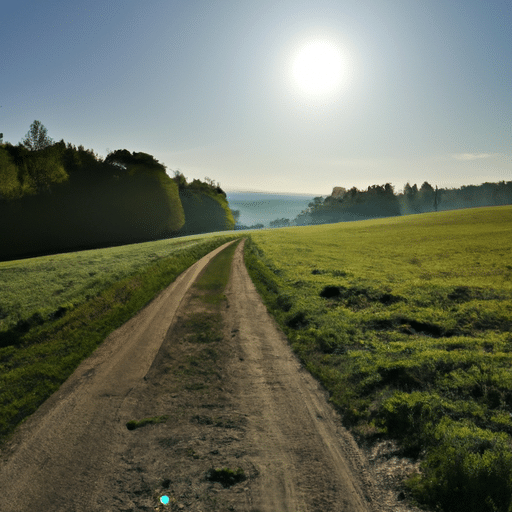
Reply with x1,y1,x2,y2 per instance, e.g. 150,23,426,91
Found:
381,391,446,453
407,417,512,512
276,292,293,312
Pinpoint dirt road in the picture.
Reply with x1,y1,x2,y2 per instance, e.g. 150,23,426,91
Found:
224,241,375,511
0,240,236,511
0,239,384,511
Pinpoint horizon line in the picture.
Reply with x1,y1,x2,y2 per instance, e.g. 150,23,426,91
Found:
224,188,325,196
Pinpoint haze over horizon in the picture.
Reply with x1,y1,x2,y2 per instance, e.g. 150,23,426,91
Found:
1,1,511,195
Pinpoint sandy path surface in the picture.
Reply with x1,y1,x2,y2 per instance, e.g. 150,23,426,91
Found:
223,240,375,512
0,240,237,512
0,238,385,512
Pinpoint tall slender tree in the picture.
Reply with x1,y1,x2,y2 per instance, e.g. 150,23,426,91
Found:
22,120,53,151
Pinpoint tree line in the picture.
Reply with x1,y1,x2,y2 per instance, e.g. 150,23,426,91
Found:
0,121,234,261
229,179,512,231
293,181,512,226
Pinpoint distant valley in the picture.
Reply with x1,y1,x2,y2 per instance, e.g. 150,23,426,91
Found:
226,191,318,228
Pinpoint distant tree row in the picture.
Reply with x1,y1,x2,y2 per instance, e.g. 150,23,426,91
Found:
269,218,291,228
0,121,234,260
294,181,512,226
234,223,265,231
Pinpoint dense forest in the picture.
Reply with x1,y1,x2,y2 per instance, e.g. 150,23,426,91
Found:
293,181,512,226
0,121,234,261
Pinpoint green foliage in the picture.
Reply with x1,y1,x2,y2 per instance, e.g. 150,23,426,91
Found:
244,238,281,297
24,144,68,192
269,218,291,228
0,141,188,260
22,120,53,151
245,206,512,512
105,149,167,174
0,142,68,197
0,131,232,260
0,147,22,199
406,418,512,512
178,187,234,235
296,180,512,225
381,391,447,453
156,170,185,231
172,173,234,234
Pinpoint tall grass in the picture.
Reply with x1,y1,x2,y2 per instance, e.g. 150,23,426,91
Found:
245,206,512,512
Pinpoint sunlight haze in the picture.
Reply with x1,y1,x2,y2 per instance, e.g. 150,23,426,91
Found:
1,0,510,194
292,41,346,95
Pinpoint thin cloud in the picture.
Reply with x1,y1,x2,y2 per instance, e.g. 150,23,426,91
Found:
452,153,492,161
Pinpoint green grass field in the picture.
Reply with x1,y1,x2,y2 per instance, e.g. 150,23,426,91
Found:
0,233,238,445
2,206,512,511
245,206,512,512
0,233,233,334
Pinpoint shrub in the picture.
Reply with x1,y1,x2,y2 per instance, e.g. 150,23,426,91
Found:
276,292,293,312
381,391,446,453
407,418,512,512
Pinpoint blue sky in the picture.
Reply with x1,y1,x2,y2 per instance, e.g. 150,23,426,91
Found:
1,0,511,195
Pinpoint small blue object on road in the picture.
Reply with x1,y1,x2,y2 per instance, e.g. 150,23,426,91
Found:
160,495,170,505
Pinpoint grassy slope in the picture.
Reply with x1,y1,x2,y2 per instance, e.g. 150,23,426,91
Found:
245,206,512,512
0,237,209,335
0,234,238,445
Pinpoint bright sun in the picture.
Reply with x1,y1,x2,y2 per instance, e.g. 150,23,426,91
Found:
292,41,345,95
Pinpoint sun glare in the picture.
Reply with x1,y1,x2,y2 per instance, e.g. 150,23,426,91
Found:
292,41,345,95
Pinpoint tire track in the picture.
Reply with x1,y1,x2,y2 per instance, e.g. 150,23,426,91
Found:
223,240,375,511
0,240,238,512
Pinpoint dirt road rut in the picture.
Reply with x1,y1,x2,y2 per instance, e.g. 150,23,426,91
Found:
0,240,237,512
224,240,375,511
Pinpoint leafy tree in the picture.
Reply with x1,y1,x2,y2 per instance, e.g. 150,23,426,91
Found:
270,218,290,228
1,143,67,195
231,209,240,223
403,182,419,199
26,145,68,193
22,120,53,151
204,176,216,187
173,170,187,188
0,147,22,199
384,183,394,195
420,181,434,194
434,185,439,211
308,196,323,208
418,182,436,211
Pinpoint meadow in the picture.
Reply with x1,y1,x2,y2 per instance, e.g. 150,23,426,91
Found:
245,206,512,512
0,233,238,444
2,205,512,511
0,237,201,334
